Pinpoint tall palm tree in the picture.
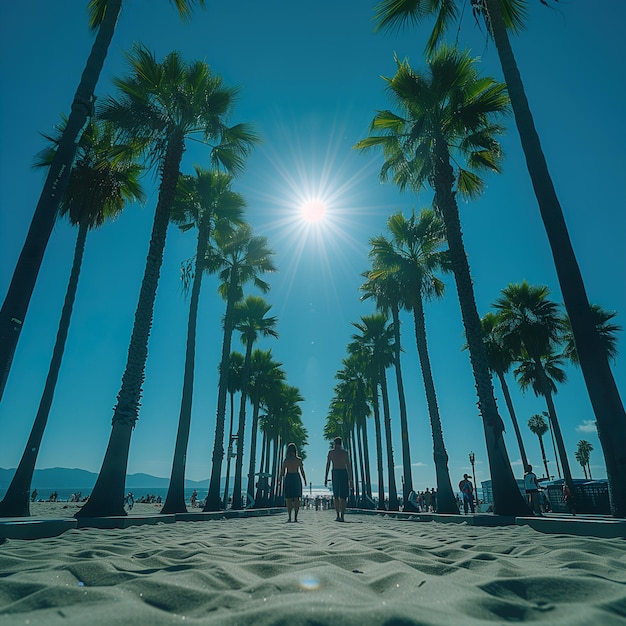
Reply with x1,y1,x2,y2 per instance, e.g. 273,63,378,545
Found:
361,266,415,508
355,48,530,515
77,48,256,518
563,304,621,366
222,351,244,508
373,0,626,517
0,0,207,401
203,225,276,511
479,311,529,473
231,296,279,509
259,383,306,506
575,440,593,480
336,354,374,503
367,209,458,514
515,348,568,479
0,119,144,517
350,315,396,510
161,168,246,514
528,413,550,480
348,338,385,509
494,281,574,494
245,350,284,506
161,169,245,514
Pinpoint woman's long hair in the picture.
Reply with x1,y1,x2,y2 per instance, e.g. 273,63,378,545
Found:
286,442,298,458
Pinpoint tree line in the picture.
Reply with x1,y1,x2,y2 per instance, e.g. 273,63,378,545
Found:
0,0,624,518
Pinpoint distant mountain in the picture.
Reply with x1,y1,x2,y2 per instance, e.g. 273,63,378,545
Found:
0,467,209,491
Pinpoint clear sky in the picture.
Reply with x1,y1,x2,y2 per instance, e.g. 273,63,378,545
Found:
1,1,624,494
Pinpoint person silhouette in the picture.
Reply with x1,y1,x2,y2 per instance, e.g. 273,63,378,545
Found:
324,437,352,521
280,442,307,522
458,474,475,514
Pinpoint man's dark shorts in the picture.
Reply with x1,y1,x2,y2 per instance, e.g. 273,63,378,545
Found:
332,468,349,499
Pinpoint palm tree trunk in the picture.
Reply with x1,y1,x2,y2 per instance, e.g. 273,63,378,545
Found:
379,368,399,510
0,0,122,401
538,368,574,493
222,391,236,508
350,423,358,504
255,431,268,506
0,222,89,517
537,435,550,480
245,401,261,507
232,341,254,509
411,299,458,514
269,437,280,506
162,217,210,514
581,464,588,480
496,371,529,474
432,136,530,516
390,303,414,508
370,380,386,510
485,0,626,517
204,278,240,511
360,410,373,499
78,135,185,518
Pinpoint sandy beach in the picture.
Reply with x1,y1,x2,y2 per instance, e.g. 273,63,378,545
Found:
1,507,625,626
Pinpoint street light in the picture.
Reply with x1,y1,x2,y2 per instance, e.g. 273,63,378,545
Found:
469,451,477,509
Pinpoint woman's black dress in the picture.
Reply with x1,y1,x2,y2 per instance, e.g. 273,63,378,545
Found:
284,472,302,498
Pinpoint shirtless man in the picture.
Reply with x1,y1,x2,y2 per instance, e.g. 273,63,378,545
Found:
324,437,352,521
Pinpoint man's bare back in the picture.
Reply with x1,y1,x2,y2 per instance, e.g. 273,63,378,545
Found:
327,447,349,469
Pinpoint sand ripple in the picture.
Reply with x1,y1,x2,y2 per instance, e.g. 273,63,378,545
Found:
1,512,625,625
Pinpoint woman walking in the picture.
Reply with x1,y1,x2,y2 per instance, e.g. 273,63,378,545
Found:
281,443,307,522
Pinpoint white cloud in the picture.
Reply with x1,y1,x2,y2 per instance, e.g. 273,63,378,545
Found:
576,420,597,434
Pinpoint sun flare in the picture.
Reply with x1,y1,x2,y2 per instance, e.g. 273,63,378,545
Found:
300,199,327,223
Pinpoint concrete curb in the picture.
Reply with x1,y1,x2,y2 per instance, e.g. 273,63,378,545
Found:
0,508,284,540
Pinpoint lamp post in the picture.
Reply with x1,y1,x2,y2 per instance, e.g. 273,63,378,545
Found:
469,451,477,509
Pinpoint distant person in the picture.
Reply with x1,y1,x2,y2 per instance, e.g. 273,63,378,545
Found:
30,489,38,502
191,490,198,508
280,442,307,522
459,474,475,514
124,492,134,511
524,464,542,516
324,437,352,522
563,482,576,516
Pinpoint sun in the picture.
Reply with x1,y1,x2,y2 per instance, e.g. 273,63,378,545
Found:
300,199,327,223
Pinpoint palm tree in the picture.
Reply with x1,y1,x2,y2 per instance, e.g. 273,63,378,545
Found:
479,312,529,473
360,269,415,505
355,48,530,515
222,351,244,508
366,209,458,514
203,225,276,511
351,314,399,509
77,48,256,518
161,168,246,514
336,354,374,504
0,0,207,401
563,305,621,366
245,350,284,506
575,440,593,480
373,0,626,518
0,119,144,517
494,281,574,494
259,383,306,506
348,334,386,510
231,296,279,509
528,413,550,480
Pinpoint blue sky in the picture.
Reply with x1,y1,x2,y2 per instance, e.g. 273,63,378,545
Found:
1,1,624,494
